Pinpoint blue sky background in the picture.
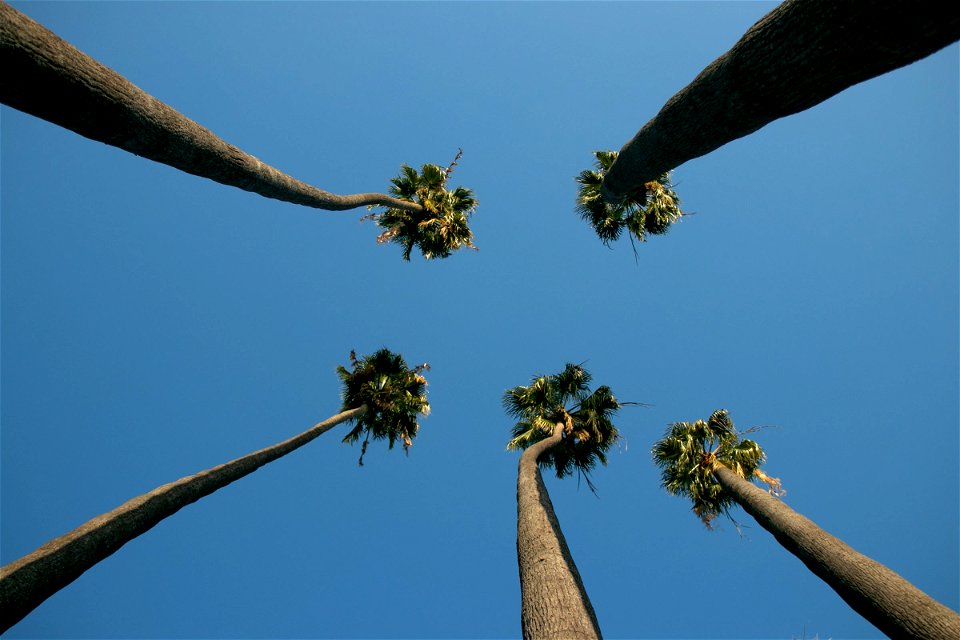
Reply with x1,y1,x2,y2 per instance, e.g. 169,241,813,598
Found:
1,2,957,638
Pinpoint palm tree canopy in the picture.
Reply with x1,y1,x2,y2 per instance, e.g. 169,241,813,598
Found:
337,349,431,464
576,150,682,247
652,409,782,528
365,151,478,261
504,363,621,483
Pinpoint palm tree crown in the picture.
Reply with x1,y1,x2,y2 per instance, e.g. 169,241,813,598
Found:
365,150,478,261
504,364,620,486
652,409,783,528
337,348,431,464
576,150,683,246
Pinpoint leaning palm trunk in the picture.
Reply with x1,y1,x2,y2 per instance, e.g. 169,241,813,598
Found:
712,464,960,640
601,0,960,202
0,2,421,214
0,405,366,633
516,423,602,640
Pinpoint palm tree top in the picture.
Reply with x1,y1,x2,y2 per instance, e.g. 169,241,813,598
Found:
364,149,478,261
652,409,784,528
337,348,431,465
576,150,683,247
503,363,621,487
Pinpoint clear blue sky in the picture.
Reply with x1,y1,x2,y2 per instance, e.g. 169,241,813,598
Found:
2,2,957,638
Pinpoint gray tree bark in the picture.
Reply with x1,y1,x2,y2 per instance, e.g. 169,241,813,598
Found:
713,464,960,640
0,405,366,633
601,0,960,203
0,2,422,214
516,423,602,640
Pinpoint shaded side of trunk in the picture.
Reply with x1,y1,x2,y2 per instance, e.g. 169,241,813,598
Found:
516,424,602,640
0,3,421,214
0,405,366,633
601,0,960,202
714,464,960,640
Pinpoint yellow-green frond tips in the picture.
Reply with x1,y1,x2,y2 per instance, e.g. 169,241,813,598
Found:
365,149,478,261
652,409,783,529
504,363,621,487
337,348,431,465
576,150,683,246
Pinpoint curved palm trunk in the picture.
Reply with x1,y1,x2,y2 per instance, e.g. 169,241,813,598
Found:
516,424,602,640
0,405,366,633
601,0,960,202
0,3,421,214
713,464,960,640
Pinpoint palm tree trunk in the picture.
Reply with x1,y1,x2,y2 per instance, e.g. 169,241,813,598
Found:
0,2,421,214
516,423,602,640
713,464,960,640
0,405,366,633
601,0,960,203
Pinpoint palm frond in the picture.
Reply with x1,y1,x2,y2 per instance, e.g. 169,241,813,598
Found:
367,155,478,261
338,348,431,465
593,150,618,171
554,363,592,403
506,415,555,451
575,150,684,247
651,410,782,528
504,364,621,485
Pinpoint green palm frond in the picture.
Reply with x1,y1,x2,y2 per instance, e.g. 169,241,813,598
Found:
575,150,684,246
367,152,478,261
652,409,779,528
555,362,592,398
506,415,556,450
337,348,431,465
503,364,621,485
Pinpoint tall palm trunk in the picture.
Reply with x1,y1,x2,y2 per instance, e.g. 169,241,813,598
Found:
0,405,366,633
601,0,960,203
0,2,421,214
713,464,960,640
516,423,602,640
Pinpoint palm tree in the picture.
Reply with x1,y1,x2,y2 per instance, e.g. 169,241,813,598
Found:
600,0,960,204
504,363,620,639
0,349,430,634
652,409,960,640
576,150,682,247
364,149,478,260
0,4,427,216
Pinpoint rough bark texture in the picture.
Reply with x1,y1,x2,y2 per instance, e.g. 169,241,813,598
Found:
516,424,602,640
714,464,960,640
0,2,421,214
601,0,960,202
0,406,366,633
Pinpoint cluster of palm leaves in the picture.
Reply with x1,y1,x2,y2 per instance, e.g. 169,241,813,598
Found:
365,150,478,261
651,409,782,528
576,150,683,246
503,363,621,487
337,348,431,465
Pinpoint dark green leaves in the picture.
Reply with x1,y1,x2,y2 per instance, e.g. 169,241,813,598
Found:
576,150,683,246
337,349,431,465
504,364,621,485
366,153,478,261
652,409,770,528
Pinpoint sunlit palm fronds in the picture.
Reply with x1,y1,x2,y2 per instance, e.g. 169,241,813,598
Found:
504,364,620,485
576,150,683,246
337,348,431,465
365,151,478,261
652,409,780,528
